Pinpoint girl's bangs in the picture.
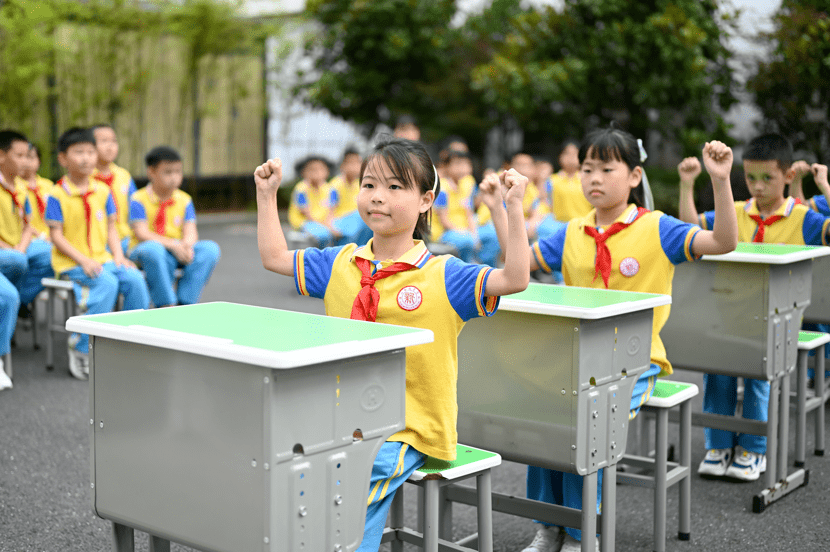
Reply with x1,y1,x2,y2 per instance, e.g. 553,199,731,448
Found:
361,148,418,190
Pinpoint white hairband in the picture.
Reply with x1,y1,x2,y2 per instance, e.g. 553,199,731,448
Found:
637,138,655,211
432,165,439,193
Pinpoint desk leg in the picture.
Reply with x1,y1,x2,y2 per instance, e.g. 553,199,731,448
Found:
111,523,134,552
477,471,494,552
581,472,597,552
600,465,615,552
390,487,405,552
678,400,692,541
816,348,826,456
765,378,780,490
778,373,791,481
424,480,439,552
654,409,669,552
796,351,808,467
149,536,170,552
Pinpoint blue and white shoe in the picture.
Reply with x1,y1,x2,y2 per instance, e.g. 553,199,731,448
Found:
697,448,732,477
725,446,766,481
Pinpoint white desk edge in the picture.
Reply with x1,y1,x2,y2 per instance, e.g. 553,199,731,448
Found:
500,293,672,319
701,247,830,264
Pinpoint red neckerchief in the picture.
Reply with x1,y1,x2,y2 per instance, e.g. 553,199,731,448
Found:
583,207,649,288
748,214,784,243
350,257,416,322
154,198,175,235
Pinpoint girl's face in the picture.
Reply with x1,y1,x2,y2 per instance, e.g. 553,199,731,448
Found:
559,144,580,174
358,157,433,239
302,160,329,186
580,148,641,212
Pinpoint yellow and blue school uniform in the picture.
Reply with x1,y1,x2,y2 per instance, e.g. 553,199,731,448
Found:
529,204,700,541
432,178,478,262
536,171,592,241
16,175,53,239
294,239,498,550
807,195,830,217
45,178,149,353
477,181,542,266
288,181,338,247
328,174,371,245
93,163,137,252
0,176,31,356
699,197,830,454
128,187,220,307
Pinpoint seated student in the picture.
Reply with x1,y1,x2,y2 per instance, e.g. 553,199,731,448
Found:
328,147,371,246
91,124,136,254
16,143,55,241
678,133,830,481
129,146,220,307
45,127,150,380
392,114,421,142
432,150,480,262
537,140,593,241
288,156,340,247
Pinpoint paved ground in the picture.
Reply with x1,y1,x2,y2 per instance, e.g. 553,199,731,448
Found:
1,215,828,551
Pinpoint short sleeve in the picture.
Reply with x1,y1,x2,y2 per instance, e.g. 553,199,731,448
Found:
295,190,308,208
329,188,338,208
801,208,830,246
184,201,196,222
128,178,137,196
444,256,499,321
23,197,31,217
658,214,701,265
699,210,715,230
434,190,448,209
105,193,117,217
44,196,63,224
129,199,147,222
810,195,830,217
294,246,343,299
531,222,567,273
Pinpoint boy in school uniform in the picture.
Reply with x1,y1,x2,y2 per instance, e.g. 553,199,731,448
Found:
16,143,54,241
128,146,220,307
328,147,371,245
433,150,480,262
45,127,149,380
790,159,830,216
288,156,340,247
678,133,830,481
91,124,137,253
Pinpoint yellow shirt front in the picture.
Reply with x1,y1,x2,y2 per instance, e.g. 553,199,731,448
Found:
92,163,136,240
45,178,115,274
699,197,830,245
16,175,53,237
295,239,498,460
0,175,30,247
128,187,196,249
329,175,360,218
547,171,592,221
288,181,336,230
432,178,474,241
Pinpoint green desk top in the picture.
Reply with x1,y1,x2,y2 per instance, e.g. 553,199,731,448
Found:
500,283,671,320
66,302,434,369
702,242,830,264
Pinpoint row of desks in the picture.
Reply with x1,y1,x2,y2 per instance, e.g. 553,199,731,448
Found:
68,243,830,552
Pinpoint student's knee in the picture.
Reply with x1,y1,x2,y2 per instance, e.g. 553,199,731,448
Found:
132,241,167,266
196,240,221,264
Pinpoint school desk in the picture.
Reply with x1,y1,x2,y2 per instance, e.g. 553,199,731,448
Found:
451,283,671,552
661,242,830,511
66,302,433,552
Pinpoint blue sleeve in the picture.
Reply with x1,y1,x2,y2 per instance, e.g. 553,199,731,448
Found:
701,210,716,230
802,208,830,246
44,196,63,224
444,256,499,321
23,197,31,217
184,201,196,222
105,193,116,217
531,222,567,273
812,195,830,217
128,178,137,196
294,246,343,299
434,190,448,209
295,190,308,208
658,214,700,265
329,188,339,207
129,200,147,222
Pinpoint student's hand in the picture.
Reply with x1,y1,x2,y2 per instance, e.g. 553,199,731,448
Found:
501,168,528,206
812,163,829,188
677,157,702,186
114,256,136,270
169,241,192,264
792,160,812,180
478,173,502,209
81,258,104,278
702,141,733,183
254,159,283,194
13,243,26,253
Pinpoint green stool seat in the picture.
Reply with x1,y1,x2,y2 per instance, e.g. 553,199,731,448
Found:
797,330,830,350
619,380,697,552
795,331,830,467
383,444,500,552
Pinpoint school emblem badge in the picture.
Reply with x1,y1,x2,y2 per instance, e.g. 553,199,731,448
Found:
619,257,639,277
397,286,422,311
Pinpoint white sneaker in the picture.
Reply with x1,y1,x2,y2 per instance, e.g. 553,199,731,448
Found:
560,533,600,552
67,346,89,381
0,359,11,390
698,448,732,477
522,526,564,552
725,446,766,481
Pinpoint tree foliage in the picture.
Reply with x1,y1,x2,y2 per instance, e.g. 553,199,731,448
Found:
747,0,830,160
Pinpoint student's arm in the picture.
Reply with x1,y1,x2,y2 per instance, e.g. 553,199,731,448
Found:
480,173,540,272
255,158,295,276
483,169,530,296
688,141,738,256
434,187,455,232
180,220,197,263
15,223,35,253
677,156,702,225
49,224,102,278
108,216,135,269
811,163,830,200
790,160,811,203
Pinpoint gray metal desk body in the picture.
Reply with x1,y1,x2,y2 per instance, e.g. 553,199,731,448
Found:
804,255,830,324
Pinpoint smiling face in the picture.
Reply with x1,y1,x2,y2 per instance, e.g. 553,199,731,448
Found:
743,159,791,211
580,147,641,212
0,140,30,180
58,142,98,181
357,156,432,239
93,126,119,165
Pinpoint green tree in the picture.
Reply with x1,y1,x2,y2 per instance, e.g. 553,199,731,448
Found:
747,1,830,160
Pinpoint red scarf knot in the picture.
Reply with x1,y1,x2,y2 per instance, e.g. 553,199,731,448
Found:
748,214,784,243
154,198,175,235
350,256,416,322
583,207,649,288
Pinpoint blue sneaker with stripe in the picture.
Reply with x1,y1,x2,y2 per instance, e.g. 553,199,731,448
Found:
697,448,732,477
725,446,766,481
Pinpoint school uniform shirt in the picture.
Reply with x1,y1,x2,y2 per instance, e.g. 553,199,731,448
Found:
45,179,116,274
128,187,196,249
477,181,541,226
808,195,830,217
546,171,593,222
699,197,830,245
16,175,54,237
532,204,701,377
288,181,337,230
93,163,136,240
329,175,359,218
294,239,499,460
432,178,475,241
0,175,31,247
